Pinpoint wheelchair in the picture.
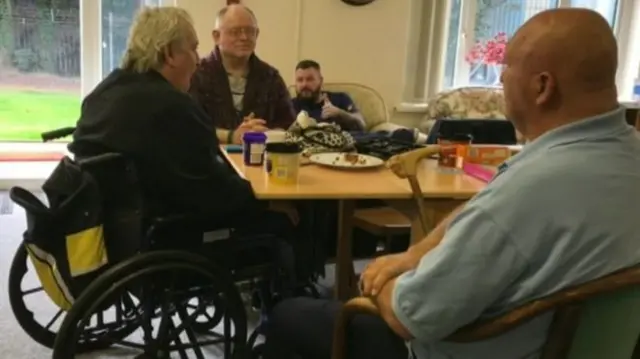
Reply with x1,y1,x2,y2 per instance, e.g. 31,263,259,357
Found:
7,127,290,358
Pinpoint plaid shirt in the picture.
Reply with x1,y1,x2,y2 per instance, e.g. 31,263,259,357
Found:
189,47,296,130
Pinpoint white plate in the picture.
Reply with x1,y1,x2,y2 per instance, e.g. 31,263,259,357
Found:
309,153,384,169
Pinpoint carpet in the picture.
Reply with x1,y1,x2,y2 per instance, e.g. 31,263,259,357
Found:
0,152,65,162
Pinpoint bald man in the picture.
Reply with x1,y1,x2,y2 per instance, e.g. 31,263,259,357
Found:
262,9,640,359
189,5,295,144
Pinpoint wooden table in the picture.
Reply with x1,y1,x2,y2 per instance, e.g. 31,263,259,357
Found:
223,151,486,300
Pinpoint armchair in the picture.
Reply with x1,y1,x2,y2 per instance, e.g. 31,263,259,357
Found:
288,82,409,134
333,267,640,359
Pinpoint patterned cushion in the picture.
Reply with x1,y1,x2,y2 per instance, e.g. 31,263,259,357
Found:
420,87,523,142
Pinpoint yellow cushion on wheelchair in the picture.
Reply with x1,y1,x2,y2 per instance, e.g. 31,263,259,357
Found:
65,225,108,277
25,244,74,311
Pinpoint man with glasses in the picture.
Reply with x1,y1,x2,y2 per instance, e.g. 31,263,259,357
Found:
190,4,296,144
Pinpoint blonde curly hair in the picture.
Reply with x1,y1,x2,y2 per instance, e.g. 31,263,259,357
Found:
121,6,195,73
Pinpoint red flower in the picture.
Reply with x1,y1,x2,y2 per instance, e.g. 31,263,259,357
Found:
466,32,508,65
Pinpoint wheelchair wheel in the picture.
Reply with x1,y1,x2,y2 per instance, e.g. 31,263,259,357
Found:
186,293,226,334
8,244,137,352
52,251,249,359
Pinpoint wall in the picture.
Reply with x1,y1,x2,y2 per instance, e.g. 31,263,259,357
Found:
176,0,424,127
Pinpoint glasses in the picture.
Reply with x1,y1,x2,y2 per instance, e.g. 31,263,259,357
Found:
222,26,258,38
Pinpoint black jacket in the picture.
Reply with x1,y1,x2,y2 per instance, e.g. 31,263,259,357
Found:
68,69,260,218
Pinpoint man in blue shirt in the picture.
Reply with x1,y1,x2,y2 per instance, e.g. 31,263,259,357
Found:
291,60,366,132
263,8,640,359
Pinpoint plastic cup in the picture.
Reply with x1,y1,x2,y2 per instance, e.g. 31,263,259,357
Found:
437,133,473,170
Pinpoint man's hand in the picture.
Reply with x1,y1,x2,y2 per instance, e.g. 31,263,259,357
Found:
268,200,300,226
360,251,421,296
320,94,346,120
231,113,268,144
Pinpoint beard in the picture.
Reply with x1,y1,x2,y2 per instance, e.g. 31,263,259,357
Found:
296,87,322,106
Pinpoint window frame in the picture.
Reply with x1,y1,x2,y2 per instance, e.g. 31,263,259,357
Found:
399,0,638,111
79,0,175,98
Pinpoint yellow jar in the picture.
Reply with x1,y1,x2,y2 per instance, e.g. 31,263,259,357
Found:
265,142,302,185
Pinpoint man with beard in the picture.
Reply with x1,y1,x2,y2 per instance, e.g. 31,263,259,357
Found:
292,60,366,132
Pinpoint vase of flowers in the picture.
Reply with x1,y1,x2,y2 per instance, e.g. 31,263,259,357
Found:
465,32,508,86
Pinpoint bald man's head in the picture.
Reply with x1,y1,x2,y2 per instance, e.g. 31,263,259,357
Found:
215,4,258,30
501,8,619,140
212,4,259,60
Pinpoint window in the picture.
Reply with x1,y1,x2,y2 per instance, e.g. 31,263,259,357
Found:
441,0,623,89
0,0,171,142
102,0,164,78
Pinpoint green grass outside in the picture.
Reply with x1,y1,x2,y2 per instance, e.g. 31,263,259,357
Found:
0,89,80,141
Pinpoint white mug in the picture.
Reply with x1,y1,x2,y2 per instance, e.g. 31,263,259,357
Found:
265,130,286,143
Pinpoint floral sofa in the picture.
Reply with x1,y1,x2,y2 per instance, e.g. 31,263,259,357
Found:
419,86,523,142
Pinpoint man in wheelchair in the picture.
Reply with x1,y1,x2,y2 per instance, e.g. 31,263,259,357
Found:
64,6,304,279
9,6,311,358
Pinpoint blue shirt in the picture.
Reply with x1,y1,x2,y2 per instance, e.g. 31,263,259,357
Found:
291,91,358,124
392,106,640,359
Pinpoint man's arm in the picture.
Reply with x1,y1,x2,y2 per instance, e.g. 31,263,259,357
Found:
333,94,366,131
407,204,465,258
344,111,366,131
151,97,262,215
190,67,236,145
216,128,233,144
375,206,526,341
375,277,413,340
340,96,366,131
270,72,296,130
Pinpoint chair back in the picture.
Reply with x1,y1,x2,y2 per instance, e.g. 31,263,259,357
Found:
563,287,640,359
42,153,145,263
288,82,389,131
82,154,145,260
446,265,640,358
333,266,640,359
8,153,143,310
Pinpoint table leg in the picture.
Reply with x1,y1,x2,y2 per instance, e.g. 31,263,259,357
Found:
334,199,357,301
386,199,467,244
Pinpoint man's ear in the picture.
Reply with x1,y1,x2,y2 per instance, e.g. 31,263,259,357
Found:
535,72,555,106
162,45,175,67
212,29,220,44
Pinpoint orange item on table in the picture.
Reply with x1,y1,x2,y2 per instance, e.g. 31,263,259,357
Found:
465,145,512,166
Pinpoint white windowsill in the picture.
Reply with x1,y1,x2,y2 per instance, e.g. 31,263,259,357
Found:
0,142,69,153
0,142,69,190
0,162,58,190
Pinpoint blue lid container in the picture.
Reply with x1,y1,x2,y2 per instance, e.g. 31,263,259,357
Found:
242,132,267,166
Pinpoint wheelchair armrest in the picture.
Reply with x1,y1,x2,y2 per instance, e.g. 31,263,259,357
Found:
152,213,196,226
148,213,234,233
77,153,124,168
151,213,206,229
